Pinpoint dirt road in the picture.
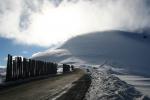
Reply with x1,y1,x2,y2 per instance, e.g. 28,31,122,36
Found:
0,69,85,100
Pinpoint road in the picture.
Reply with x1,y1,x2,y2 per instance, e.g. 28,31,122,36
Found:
0,69,85,100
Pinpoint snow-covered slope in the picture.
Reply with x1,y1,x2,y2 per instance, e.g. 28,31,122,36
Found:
116,74,150,97
33,30,150,76
32,30,150,97
60,30,150,76
85,68,150,100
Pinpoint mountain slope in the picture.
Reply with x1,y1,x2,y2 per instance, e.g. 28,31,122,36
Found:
33,30,150,76
60,30,150,76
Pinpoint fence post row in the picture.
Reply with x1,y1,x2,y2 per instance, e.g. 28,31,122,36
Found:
63,64,71,73
5,54,73,82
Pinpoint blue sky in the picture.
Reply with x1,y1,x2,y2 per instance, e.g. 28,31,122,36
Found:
0,37,47,68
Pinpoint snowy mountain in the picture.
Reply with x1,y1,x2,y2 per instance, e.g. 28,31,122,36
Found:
33,30,150,77
32,49,72,62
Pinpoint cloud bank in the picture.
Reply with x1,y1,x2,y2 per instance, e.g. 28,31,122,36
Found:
32,49,71,58
0,0,150,47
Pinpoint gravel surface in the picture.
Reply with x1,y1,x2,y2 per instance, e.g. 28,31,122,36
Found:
0,69,85,100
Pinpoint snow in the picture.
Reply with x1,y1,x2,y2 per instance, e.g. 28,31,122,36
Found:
59,57,86,65
61,30,150,77
85,67,150,100
116,74,150,97
32,30,150,76
57,67,63,74
14,30,150,98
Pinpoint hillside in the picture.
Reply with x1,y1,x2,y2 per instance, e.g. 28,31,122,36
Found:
33,30,150,77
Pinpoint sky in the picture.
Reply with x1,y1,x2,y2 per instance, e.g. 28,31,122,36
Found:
0,37,47,67
0,0,150,67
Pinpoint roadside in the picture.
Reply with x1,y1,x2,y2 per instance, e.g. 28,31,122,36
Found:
0,68,85,100
116,74,150,97
85,68,150,100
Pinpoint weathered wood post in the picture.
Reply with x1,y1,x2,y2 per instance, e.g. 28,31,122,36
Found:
34,60,36,76
53,63,57,74
20,57,23,78
63,64,67,73
12,59,17,80
12,60,15,80
68,64,70,72
43,62,45,75
63,64,71,73
32,60,35,77
48,62,50,74
71,65,74,71
38,61,40,76
30,59,34,77
48,63,50,74
26,59,29,78
49,62,52,74
45,62,48,75
42,62,45,75
35,60,37,77
6,54,13,81
28,59,32,78
39,61,40,76
23,58,27,78
17,57,22,79
15,57,18,80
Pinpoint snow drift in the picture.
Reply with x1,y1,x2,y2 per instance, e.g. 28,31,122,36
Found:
33,30,150,76
85,68,150,100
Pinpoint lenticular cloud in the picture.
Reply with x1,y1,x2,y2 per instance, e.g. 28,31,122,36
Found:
0,0,150,47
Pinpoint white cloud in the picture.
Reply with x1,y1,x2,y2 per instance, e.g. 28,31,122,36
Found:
0,65,6,68
59,56,86,65
0,0,150,47
3,57,7,61
32,49,71,58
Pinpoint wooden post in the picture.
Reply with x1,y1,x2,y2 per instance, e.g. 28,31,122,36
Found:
53,63,57,74
23,58,27,78
6,54,13,81
29,59,33,77
63,64,66,73
35,60,37,76
12,60,15,80
63,64,70,73
71,65,74,71
17,57,22,79
28,59,32,78
12,59,17,80
26,59,29,78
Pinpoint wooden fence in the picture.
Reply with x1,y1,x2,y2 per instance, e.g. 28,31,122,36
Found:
6,54,73,82
6,55,57,81
63,64,71,73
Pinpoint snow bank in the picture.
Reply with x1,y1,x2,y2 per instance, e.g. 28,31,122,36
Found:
85,68,149,100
